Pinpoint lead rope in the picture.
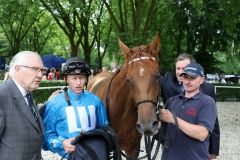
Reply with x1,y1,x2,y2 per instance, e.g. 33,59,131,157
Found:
146,96,162,160
161,97,179,149
148,96,163,160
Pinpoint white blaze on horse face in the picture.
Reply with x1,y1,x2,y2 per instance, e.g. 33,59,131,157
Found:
139,67,145,76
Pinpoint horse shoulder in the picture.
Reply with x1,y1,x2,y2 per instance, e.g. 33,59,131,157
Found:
88,72,112,91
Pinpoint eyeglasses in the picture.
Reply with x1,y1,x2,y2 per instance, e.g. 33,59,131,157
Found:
19,65,47,73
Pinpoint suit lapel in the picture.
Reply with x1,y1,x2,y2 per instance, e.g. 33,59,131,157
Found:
7,79,42,133
31,94,44,133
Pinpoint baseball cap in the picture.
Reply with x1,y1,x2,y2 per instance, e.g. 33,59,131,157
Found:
180,63,205,77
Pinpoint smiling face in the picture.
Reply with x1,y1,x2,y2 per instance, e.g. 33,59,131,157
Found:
175,58,191,82
182,74,204,97
66,74,87,94
14,54,44,91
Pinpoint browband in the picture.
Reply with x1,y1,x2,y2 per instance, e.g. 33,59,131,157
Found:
128,56,155,64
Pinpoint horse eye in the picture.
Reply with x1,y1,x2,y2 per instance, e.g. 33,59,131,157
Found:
126,77,133,85
126,77,130,83
155,74,160,80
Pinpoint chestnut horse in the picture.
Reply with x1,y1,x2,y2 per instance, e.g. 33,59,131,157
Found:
88,34,161,158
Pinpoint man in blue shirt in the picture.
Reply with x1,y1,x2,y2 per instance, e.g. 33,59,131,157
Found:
159,63,217,160
160,54,220,159
42,57,109,158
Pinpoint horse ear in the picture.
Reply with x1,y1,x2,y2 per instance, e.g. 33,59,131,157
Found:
118,38,131,58
149,32,160,57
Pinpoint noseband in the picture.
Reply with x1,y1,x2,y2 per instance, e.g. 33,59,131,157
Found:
134,95,163,120
135,100,157,107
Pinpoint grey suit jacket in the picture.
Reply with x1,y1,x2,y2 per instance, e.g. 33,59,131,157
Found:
0,79,44,160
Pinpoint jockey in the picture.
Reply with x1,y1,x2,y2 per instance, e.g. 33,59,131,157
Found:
42,57,109,158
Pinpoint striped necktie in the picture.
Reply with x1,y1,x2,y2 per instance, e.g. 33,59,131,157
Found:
26,93,39,123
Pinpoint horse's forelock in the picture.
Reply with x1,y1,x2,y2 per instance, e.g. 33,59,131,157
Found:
125,46,159,70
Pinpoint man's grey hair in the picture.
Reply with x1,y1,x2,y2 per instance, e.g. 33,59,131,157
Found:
176,53,196,63
9,51,40,77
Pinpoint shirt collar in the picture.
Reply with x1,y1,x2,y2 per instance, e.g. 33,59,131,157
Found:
67,88,85,100
12,77,28,97
179,91,203,100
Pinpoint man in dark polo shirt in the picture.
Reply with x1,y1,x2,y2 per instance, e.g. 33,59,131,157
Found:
159,63,217,160
160,54,220,159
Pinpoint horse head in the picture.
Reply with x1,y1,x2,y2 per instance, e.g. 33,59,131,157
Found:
118,33,161,136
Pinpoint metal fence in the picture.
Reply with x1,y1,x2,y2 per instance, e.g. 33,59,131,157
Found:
214,85,240,101
214,85,240,94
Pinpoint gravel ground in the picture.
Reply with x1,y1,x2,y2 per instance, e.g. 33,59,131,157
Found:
217,102,240,160
42,101,240,160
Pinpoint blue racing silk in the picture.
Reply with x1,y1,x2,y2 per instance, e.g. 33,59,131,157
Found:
42,88,109,157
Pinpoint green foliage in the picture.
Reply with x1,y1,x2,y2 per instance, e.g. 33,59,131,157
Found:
0,80,65,104
0,0,42,56
0,0,239,74
214,52,240,74
0,30,9,57
33,80,65,104
39,22,70,57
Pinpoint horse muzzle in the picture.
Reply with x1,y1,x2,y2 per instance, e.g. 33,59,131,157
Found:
136,119,159,136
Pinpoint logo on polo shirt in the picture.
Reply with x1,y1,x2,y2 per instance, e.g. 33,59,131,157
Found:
186,107,197,117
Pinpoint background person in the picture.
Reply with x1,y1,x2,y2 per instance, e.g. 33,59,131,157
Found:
3,71,10,82
42,57,109,158
41,67,48,80
55,68,61,80
0,51,44,160
47,67,56,80
160,54,220,159
160,63,217,160
101,66,109,73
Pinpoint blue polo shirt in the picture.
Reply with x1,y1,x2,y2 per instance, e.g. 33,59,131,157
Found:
161,91,217,160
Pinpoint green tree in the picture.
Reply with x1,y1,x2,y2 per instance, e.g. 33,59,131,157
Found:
39,0,83,58
0,0,43,56
23,12,54,54
0,30,9,57
40,0,106,65
103,0,158,44
153,0,240,73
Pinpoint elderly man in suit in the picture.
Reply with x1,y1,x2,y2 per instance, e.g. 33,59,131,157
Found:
0,51,45,160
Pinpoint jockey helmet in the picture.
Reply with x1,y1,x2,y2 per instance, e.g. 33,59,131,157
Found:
62,57,91,77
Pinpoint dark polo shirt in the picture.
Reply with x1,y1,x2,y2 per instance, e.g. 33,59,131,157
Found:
160,72,220,155
161,92,217,160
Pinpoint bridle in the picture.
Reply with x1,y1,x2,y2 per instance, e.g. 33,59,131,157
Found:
134,99,157,107
128,55,163,118
106,55,162,115
105,56,163,160
133,95,163,160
